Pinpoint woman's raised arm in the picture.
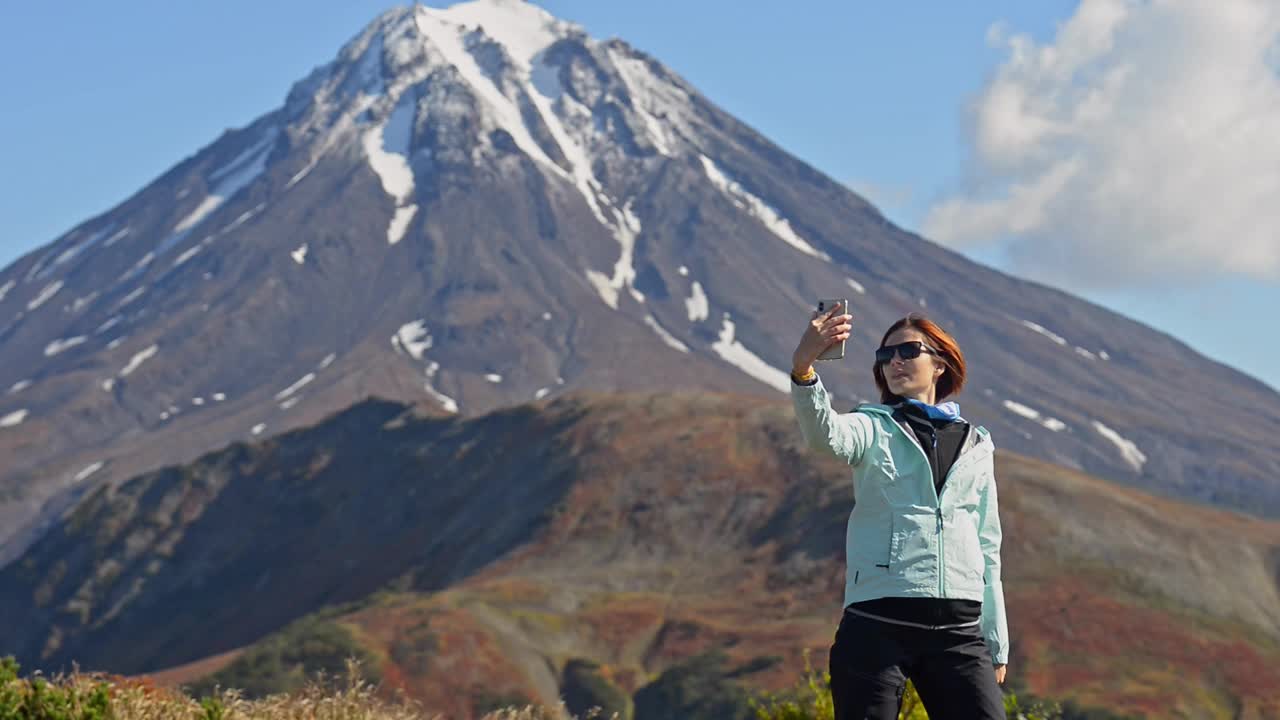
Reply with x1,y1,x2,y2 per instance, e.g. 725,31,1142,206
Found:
789,302,872,465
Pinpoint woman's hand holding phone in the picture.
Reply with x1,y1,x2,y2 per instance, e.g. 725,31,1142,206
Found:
792,301,853,374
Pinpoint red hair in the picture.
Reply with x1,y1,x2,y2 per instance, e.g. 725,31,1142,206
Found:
873,314,967,403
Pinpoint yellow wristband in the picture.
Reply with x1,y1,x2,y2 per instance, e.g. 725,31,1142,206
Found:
791,367,817,384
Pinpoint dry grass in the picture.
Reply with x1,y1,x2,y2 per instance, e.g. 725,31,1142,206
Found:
6,658,618,720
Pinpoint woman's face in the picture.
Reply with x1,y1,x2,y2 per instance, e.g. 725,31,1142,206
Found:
881,328,946,401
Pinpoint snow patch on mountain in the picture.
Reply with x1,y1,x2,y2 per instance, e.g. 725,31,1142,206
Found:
711,313,789,393
434,0,570,65
700,155,829,261
686,280,709,322
7,380,31,395
390,320,458,412
286,158,319,189
103,227,130,248
159,129,279,256
1093,420,1147,472
404,4,646,308
68,292,99,314
1002,399,1067,432
363,94,416,202
521,53,643,309
275,373,316,401
423,361,458,413
0,410,28,428
292,244,309,264
27,281,63,311
73,462,104,483
173,243,204,268
609,49,688,154
218,204,266,236
96,316,122,334
37,225,117,280
408,4,644,308
118,251,156,285
1019,320,1068,346
583,199,643,309
387,205,419,245
45,336,87,357
636,107,673,156
414,10,560,171
362,89,420,245
117,287,146,309
392,320,432,360
0,280,13,303
644,314,689,353
120,344,159,377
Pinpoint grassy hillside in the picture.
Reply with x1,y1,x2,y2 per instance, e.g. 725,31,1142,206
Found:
3,391,1278,718
0,652,1121,720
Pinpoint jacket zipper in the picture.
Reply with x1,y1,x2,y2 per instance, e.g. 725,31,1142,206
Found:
932,431,945,596
897,421,977,598
937,511,945,595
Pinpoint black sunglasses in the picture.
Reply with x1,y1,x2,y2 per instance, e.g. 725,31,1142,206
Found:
875,341,939,364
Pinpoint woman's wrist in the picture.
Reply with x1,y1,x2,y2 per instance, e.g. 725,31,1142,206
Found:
791,365,817,384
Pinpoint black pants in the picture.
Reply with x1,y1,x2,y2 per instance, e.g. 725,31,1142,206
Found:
828,608,1004,719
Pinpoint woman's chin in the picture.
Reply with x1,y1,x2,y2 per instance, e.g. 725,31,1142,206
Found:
889,384,918,399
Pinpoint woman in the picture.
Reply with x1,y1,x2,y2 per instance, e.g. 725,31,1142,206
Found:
789,302,1009,720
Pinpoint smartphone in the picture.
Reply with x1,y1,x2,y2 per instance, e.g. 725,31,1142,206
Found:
816,298,848,361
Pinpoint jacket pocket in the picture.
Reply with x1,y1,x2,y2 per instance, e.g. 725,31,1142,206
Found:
848,509,891,579
879,516,896,572
890,511,936,584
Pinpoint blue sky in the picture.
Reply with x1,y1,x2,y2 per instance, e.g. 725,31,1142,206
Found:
1,1,1277,390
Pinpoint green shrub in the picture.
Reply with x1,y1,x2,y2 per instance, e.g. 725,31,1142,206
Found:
183,615,380,699
633,651,755,720
749,651,1069,720
562,659,633,720
0,656,113,720
387,620,438,675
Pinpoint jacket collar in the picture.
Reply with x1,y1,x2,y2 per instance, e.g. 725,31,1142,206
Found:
855,403,989,457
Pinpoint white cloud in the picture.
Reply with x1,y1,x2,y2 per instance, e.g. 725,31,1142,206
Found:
924,0,1280,287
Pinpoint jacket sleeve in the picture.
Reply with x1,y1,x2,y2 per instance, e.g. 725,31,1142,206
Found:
978,462,1010,665
789,373,874,466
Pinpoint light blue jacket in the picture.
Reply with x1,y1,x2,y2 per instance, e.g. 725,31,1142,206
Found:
791,375,1010,665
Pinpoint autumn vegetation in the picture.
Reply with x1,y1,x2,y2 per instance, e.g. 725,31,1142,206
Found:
1,652,1141,720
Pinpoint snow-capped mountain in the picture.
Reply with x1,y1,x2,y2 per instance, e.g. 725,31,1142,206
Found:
1,0,1278,563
